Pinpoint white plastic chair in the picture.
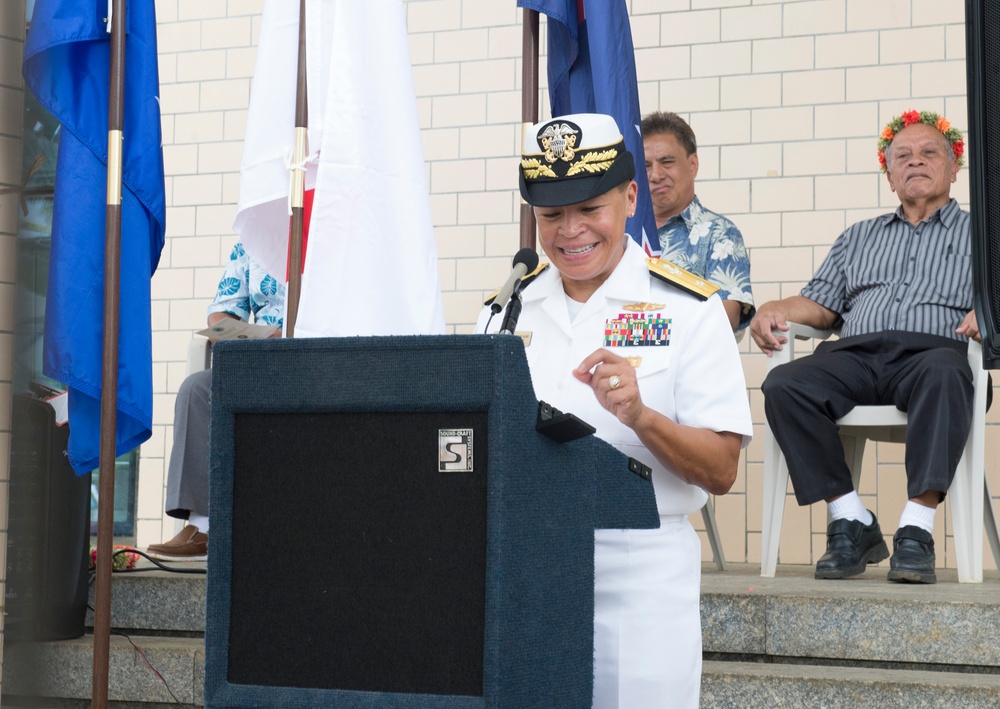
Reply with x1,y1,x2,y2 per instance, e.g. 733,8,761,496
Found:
701,498,726,571
187,337,212,375
761,323,1000,583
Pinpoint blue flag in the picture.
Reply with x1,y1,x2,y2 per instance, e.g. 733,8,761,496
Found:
518,0,659,255
23,1,166,474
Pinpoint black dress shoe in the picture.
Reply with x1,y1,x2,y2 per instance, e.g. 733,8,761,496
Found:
887,525,936,584
814,513,889,579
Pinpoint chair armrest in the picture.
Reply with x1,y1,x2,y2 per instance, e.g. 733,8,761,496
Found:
968,338,989,408
186,338,212,375
786,322,836,342
765,322,836,371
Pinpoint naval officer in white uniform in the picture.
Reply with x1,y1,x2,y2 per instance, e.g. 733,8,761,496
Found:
478,113,752,708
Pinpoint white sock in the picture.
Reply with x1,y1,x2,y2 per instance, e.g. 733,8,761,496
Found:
188,513,210,534
898,501,935,534
828,491,873,526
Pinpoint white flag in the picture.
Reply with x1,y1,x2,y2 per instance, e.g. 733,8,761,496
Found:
234,0,446,336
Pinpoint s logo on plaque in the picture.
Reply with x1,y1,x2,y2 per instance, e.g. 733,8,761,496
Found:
438,429,474,473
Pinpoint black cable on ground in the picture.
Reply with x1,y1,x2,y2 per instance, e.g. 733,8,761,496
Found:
87,604,183,704
110,547,208,574
88,548,207,577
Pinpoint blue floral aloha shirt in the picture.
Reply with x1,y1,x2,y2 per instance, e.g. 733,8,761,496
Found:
207,242,286,326
657,195,755,334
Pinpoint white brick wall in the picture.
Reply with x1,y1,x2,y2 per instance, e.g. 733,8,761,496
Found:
114,0,994,570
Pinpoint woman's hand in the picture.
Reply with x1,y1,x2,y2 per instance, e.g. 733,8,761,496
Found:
573,348,645,429
573,347,741,495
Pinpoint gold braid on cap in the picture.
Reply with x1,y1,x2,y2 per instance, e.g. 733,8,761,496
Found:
520,158,557,179
521,141,622,181
566,149,618,176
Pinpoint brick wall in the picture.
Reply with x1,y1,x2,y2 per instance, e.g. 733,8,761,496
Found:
138,0,996,570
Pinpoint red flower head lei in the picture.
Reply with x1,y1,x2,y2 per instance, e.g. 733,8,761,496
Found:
877,110,965,173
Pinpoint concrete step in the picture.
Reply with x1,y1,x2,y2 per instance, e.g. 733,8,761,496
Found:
3,635,203,707
701,660,1000,708
4,561,999,706
700,565,1000,708
81,561,1000,668
84,565,207,634
701,564,1000,670
9,641,1000,708
4,561,207,707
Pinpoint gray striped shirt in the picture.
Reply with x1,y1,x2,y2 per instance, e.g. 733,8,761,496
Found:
801,199,971,341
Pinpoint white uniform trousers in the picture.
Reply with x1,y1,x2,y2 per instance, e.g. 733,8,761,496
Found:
592,516,702,709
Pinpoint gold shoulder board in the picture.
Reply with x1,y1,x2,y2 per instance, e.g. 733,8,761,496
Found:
646,257,720,300
484,263,550,306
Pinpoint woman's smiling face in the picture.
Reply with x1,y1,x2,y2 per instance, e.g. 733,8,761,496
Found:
534,180,637,302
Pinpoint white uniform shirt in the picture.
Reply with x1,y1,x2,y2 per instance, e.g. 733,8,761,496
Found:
478,239,752,516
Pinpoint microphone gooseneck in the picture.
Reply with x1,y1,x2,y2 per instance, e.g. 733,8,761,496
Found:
490,248,539,314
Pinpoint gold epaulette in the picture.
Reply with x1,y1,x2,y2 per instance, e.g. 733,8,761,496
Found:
646,257,720,300
484,263,550,306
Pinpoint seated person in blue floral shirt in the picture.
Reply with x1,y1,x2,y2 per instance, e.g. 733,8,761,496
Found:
146,242,284,561
642,111,754,334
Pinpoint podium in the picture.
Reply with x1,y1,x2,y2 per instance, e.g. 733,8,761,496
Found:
204,335,659,708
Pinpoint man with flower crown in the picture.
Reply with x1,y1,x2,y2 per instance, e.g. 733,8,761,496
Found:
750,110,981,585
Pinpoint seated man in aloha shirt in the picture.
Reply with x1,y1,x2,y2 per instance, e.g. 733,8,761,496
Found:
146,242,284,561
642,110,755,335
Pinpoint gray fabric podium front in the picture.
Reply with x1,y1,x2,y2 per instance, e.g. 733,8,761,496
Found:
204,335,659,708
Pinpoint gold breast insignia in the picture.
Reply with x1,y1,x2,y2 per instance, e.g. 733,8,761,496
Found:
622,302,665,312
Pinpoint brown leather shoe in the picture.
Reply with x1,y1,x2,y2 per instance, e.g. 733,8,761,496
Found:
146,525,208,561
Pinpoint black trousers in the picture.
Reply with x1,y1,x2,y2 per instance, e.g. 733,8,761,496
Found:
762,332,974,506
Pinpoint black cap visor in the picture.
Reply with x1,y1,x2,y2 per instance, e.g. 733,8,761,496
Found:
519,151,635,207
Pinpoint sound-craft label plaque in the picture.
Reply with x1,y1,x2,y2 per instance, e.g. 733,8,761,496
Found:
438,429,474,473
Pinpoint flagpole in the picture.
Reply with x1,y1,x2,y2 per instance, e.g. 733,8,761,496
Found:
520,9,539,251
285,0,308,338
92,0,126,706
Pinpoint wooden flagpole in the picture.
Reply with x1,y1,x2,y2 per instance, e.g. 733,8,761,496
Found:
520,9,540,251
92,0,126,705
285,0,308,338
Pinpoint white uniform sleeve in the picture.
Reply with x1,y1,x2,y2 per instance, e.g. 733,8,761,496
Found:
672,295,753,447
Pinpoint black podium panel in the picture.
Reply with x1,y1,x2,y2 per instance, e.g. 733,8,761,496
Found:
229,411,488,695
205,335,659,709
967,0,1000,368
6,395,90,642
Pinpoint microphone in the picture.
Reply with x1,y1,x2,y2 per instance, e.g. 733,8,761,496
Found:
491,247,539,314
499,288,523,334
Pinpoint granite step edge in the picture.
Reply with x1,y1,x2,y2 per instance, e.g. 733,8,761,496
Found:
3,634,205,706
702,659,1000,709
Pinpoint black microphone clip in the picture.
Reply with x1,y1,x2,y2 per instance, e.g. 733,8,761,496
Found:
499,284,524,334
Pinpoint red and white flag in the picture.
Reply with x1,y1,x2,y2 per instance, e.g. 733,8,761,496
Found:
234,0,445,336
